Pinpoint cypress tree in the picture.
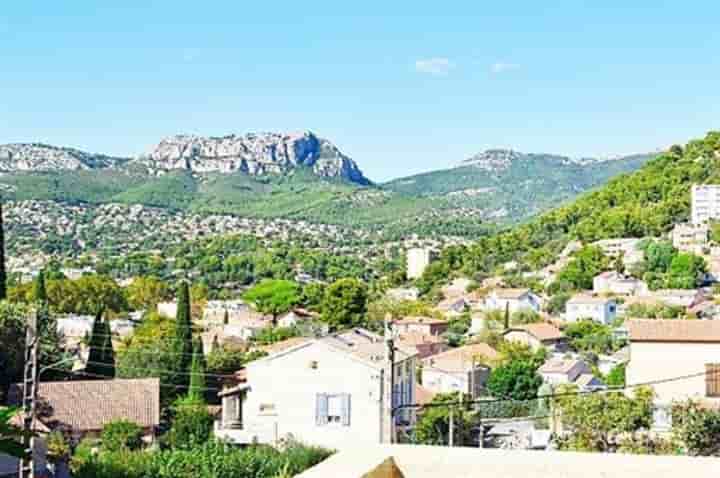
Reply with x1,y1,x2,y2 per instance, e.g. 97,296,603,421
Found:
173,281,193,389
0,199,6,301
35,271,69,380
504,302,510,330
85,309,114,378
187,339,206,403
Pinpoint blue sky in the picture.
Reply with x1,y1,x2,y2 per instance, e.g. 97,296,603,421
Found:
1,1,719,181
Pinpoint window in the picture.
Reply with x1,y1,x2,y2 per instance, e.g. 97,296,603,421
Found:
316,393,351,426
706,364,720,397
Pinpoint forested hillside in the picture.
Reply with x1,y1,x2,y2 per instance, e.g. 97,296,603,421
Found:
424,131,720,281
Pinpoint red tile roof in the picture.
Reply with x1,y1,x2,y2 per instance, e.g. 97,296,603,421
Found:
628,319,720,343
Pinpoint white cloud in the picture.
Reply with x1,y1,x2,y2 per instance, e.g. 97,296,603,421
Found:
415,58,454,76
490,62,520,74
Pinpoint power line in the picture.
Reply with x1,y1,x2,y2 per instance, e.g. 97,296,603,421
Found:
397,368,720,410
82,360,236,379
43,367,223,392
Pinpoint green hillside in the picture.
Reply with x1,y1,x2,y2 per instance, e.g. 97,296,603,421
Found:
426,131,720,280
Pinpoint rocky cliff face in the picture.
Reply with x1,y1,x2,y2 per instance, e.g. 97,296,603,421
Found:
0,144,127,172
137,131,371,184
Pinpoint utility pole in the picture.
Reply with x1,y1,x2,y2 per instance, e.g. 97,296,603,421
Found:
448,406,454,447
384,314,396,444
19,310,38,478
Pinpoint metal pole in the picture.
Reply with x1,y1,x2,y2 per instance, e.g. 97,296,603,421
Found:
384,314,396,444
19,310,38,478
449,406,454,447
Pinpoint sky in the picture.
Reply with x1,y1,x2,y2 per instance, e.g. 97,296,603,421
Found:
1,1,719,182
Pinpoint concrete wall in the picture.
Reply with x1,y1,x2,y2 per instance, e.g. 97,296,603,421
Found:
626,341,720,404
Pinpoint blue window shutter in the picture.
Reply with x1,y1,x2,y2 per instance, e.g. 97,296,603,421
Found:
316,393,328,426
342,394,351,426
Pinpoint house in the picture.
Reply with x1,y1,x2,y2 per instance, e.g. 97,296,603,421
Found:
277,308,316,328
565,294,617,325
592,238,644,268
215,329,417,449
5,379,160,476
203,300,252,324
503,323,566,352
626,319,720,405
644,289,704,308
396,331,450,359
156,300,178,318
441,278,473,298
421,343,498,398
691,184,720,224
407,248,436,279
484,289,541,314
393,316,449,337
574,373,606,392
538,358,591,386
592,271,647,296
386,287,420,302
671,223,709,254
436,297,468,317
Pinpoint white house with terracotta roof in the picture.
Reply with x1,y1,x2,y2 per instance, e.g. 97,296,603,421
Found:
396,331,450,359
484,288,541,314
215,329,417,449
593,271,648,296
393,316,449,337
626,319,720,405
538,358,592,386
421,343,498,398
503,323,566,352
565,294,617,324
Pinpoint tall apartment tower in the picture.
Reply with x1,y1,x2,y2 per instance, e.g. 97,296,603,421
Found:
691,184,720,224
406,247,435,279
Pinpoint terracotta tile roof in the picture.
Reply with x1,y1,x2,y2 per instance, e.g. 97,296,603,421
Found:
396,331,446,347
395,316,448,326
10,379,160,433
321,329,417,367
423,343,498,373
628,319,720,343
491,288,530,299
507,323,564,342
539,358,585,375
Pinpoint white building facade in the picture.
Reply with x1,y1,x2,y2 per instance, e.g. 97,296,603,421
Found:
565,295,617,325
691,184,720,225
406,248,435,280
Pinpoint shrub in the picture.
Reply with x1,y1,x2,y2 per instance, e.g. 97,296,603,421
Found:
101,420,144,452
162,398,215,450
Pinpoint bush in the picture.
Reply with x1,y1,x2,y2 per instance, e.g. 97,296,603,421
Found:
101,420,144,452
672,401,720,456
162,398,215,450
72,440,333,478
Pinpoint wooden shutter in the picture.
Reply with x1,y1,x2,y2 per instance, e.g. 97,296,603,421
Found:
706,364,720,398
316,393,329,425
342,394,352,426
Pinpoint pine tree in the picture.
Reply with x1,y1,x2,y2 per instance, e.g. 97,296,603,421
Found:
0,199,6,301
85,309,114,379
187,339,206,403
173,281,193,389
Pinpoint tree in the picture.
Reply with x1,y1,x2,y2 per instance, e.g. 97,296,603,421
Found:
643,241,677,273
503,302,510,330
555,386,654,452
243,279,300,324
605,363,626,388
34,272,70,381
414,393,477,446
47,275,127,315
667,253,706,289
0,303,27,394
85,309,115,378
101,420,143,452
321,278,368,330
486,360,542,400
555,246,609,291
187,339,206,403
672,401,720,456
0,407,29,458
163,398,214,450
173,281,194,390
563,319,619,355
126,276,169,311
0,199,6,301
